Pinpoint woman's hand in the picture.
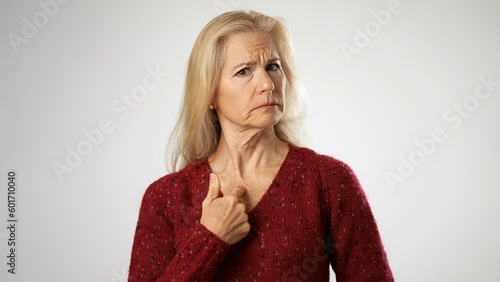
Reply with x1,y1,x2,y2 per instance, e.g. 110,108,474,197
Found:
200,173,251,245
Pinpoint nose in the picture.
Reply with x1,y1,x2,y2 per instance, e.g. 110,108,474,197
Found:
258,69,275,95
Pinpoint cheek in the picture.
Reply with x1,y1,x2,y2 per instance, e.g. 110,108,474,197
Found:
216,87,246,114
271,72,285,90
271,74,286,100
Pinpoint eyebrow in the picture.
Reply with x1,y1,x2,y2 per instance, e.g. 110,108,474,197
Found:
231,57,281,72
231,61,256,72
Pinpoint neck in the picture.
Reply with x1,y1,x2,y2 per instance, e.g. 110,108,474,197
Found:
209,127,287,178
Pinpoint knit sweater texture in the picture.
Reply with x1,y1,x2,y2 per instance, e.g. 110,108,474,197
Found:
128,145,393,281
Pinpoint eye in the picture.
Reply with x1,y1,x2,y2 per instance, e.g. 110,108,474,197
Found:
235,68,251,77
266,63,281,71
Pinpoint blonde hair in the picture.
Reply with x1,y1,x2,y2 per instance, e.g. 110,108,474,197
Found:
167,10,306,172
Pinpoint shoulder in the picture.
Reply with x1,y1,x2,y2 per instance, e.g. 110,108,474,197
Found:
292,145,355,174
142,161,209,202
291,145,361,189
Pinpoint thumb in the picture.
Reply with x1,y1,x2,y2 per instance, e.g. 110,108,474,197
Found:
203,173,220,206
231,185,247,199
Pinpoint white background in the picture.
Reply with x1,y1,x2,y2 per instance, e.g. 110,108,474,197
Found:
1,0,500,281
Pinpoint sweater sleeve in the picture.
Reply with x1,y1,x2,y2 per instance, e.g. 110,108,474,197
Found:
128,180,230,281
325,161,394,282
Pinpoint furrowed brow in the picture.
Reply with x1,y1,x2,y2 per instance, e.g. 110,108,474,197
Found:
231,61,256,72
267,57,281,63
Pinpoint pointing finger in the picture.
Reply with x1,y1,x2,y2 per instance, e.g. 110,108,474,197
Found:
203,173,220,206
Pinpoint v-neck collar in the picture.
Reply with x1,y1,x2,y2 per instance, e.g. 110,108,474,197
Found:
201,144,298,215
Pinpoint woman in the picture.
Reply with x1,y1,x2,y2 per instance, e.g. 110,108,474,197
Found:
128,10,393,281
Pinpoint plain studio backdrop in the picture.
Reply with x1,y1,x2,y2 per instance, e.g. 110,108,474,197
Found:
1,0,499,281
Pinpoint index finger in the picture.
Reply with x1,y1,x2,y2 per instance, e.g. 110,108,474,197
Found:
203,173,221,204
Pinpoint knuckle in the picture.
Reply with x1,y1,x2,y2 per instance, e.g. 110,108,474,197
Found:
237,203,246,212
236,186,246,195
225,194,238,204
242,223,251,234
242,213,249,222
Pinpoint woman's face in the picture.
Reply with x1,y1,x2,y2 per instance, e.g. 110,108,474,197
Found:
215,32,285,133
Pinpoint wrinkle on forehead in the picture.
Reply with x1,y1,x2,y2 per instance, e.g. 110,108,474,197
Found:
222,32,279,69
243,33,274,54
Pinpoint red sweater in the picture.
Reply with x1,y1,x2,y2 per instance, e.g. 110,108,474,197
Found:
128,145,393,281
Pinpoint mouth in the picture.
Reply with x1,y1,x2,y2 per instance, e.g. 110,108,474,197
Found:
255,102,281,110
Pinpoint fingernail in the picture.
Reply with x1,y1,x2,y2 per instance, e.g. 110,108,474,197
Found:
210,173,215,183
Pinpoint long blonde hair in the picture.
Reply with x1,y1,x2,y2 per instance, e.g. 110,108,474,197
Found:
167,10,306,172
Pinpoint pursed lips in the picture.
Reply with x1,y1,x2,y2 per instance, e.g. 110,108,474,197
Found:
254,101,281,110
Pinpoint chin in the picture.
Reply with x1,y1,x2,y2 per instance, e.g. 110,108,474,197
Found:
255,115,282,129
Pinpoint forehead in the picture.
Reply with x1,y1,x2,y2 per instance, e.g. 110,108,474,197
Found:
223,32,278,61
